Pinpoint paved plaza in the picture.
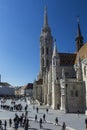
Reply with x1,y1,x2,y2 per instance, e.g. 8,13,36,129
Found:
0,98,87,130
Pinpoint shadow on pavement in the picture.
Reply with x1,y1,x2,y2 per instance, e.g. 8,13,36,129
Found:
29,128,38,130
43,128,52,130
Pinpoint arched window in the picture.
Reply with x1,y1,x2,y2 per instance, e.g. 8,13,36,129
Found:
46,47,49,55
75,90,78,97
41,47,44,55
42,59,44,66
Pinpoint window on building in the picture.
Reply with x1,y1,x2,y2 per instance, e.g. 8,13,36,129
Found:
75,90,78,97
46,47,49,55
42,59,44,66
41,47,44,55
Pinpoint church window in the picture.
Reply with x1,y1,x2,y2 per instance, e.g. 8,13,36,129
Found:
41,47,44,55
42,59,44,66
46,47,49,55
75,90,78,97
65,84,68,87
56,77,58,80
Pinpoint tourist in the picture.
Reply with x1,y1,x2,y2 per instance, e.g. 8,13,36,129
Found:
62,122,66,130
35,115,37,122
46,108,49,113
43,114,46,122
36,107,38,113
85,118,87,129
55,117,58,125
39,118,43,129
9,118,12,127
24,119,29,130
4,120,7,130
0,120,3,130
77,110,80,117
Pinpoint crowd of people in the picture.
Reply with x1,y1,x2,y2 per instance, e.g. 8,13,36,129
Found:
0,97,66,130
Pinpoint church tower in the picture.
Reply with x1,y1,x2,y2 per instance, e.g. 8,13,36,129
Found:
40,7,53,77
75,18,84,52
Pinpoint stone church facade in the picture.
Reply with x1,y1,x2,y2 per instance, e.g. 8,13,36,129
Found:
33,7,87,113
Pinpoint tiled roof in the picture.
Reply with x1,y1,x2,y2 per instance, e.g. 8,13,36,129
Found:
59,53,76,66
75,43,87,64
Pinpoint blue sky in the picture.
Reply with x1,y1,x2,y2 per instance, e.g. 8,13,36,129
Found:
0,0,87,86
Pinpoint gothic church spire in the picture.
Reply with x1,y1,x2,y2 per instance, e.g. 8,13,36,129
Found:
75,17,84,51
44,6,48,27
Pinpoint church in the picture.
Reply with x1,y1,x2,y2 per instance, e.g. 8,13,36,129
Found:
33,7,87,113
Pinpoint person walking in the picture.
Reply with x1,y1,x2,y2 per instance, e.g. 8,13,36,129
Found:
62,122,66,130
39,118,43,129
43,114,46,122
36,107,38,113
9,118,12,127
35,115,37,122
4,120,7,130
55,117,58,125
85,118,87,129
46,108,49,113
0,120,3,130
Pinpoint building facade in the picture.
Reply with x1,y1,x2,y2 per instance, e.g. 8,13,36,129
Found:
33,7,87,113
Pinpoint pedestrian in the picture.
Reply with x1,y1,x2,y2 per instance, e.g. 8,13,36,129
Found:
9,118,12,127
39,118,43,129
24,119,29,130
35,115,37,122
55,117,58,125
62,122,66,130
46,108,49,113
4,120,7,130
0,120,3,130
85,118,87,129
36,107,38,113
43,114,46,122
77,110,80,117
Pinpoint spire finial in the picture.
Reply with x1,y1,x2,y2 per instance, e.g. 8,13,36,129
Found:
77,16,82,37
77,16,80,23
75,16,84,51
44,6,48,26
